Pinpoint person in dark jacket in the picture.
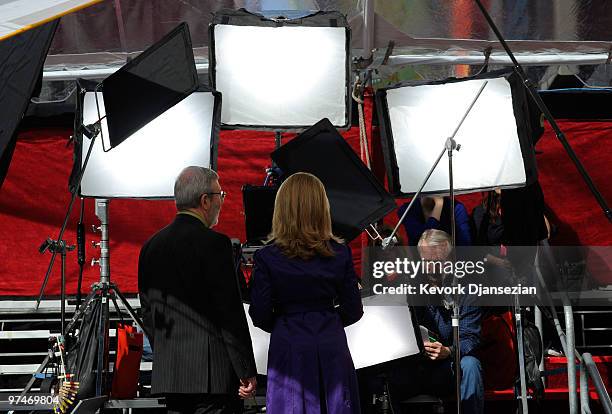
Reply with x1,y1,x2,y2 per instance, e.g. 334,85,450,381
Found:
139,166,257,414
249,172,364,414
415,229,483,414
398,196,472,246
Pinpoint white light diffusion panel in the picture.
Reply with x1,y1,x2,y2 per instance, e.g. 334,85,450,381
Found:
81,92,216,198
245,297,421,374
384,76,529,195
212,24,349,128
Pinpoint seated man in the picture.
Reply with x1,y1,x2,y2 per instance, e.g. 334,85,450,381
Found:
388,229,484,414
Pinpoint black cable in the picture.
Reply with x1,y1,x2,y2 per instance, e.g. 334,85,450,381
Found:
76,197,85,310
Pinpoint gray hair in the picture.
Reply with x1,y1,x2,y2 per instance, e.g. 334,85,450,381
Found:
174,166,218,210
417,229,453,258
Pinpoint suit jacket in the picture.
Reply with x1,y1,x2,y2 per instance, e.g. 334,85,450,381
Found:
138,214,257,395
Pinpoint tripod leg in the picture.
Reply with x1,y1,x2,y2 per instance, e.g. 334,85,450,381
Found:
61,248,66,336
95,291,111,396
564,303,579,414
65,289,97,335
19,354,51,398
515,299,529,414
112,284,151,340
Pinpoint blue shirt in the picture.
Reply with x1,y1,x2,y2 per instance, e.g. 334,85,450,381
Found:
416,298,482,357
398,197,472,246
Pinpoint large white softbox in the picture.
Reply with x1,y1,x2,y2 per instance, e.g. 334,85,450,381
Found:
376,70,537,196
76,87,220,199
209,9,350,130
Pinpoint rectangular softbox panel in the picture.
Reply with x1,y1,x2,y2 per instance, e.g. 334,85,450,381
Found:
209,9,351,130
0,20,58,189
75,84,221,199
101,22,199,150
271,118,396,241
376,70,537,197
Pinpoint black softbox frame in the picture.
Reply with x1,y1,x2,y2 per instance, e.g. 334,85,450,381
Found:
208,8,351,131
271,118,396,242
101,22,199,150
375,69,538,197
540,88,612,120
242,185,277,246
0,21,59,189
69,79,222,197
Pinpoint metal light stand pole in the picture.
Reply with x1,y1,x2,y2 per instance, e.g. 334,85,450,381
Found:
58,198,150,398
35,82,105,310
93,198,111,396
382,81,489,414
534,241,583,414
446,135,462,414
470,5,598,411
472,0,611,223
514,291,530,413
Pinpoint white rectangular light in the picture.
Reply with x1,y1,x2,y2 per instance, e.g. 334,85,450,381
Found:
377,73,536,195
210,11,350,129
80,91,218,198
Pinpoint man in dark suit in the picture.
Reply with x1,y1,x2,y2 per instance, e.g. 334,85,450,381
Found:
139,166,257,414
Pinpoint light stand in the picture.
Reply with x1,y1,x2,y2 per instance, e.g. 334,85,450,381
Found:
471,4,607,412
62,198,149,396
25,86,150,401
472,0,611,223
382,81,489,414
34,108,102,310
513,286,530,413
447,136,462,414
38,238,75,336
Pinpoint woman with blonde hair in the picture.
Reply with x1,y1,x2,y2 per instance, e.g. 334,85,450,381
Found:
249,172,363,414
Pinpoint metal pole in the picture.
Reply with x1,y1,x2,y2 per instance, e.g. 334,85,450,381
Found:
95,199,110,285
580,358,591,414
583,353,612,414
565,304,579,414
362,0,375,59
35,84,104,308
472,0,611,222
448,142,461,414
94,199,111,395
515,299,529,414
60,242,66,336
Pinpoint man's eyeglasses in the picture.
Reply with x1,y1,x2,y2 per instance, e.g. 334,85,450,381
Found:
204,191,227,200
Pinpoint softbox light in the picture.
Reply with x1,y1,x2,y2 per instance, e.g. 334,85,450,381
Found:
376,70,537,196
75,84,221,199
271,118,396,242
0,20,58,188
209,9,350,130
101,22,199,150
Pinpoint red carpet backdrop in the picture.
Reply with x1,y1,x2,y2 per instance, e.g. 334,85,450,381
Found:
0,115,611,296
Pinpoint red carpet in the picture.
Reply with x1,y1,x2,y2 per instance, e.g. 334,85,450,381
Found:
0,113,610,296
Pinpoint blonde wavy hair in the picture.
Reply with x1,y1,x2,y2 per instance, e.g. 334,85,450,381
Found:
269,172,342,260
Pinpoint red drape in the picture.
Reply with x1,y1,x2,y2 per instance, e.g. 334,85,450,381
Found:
0,100,371,296
1,116,610,297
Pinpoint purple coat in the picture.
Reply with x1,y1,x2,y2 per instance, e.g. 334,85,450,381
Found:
249,242,363,414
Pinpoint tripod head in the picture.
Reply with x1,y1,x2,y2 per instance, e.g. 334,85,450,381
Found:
39,238,75,255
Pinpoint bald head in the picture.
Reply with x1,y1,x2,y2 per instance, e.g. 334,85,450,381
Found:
174,166,218,211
